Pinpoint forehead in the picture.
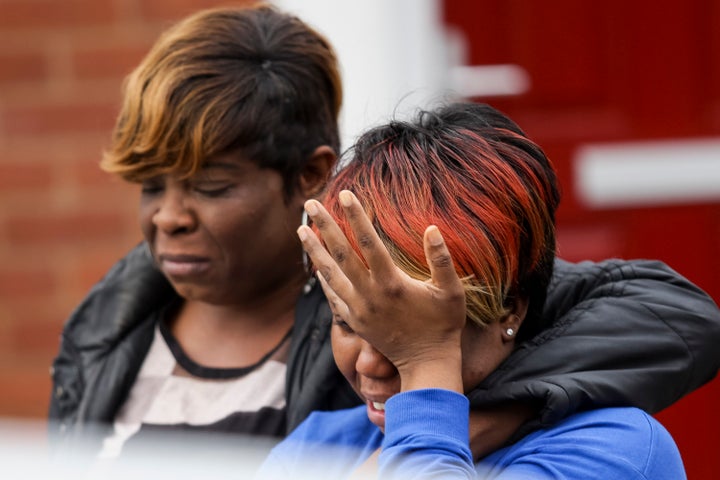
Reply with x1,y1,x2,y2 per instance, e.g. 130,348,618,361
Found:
177,150,257,180
201,151,252,171
131,149,257,183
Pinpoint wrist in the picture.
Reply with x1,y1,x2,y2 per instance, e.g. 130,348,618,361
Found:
397,350,463,393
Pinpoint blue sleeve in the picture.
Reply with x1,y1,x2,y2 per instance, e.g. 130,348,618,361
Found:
255,406,382,480
379,389,474,479
481,407,686,480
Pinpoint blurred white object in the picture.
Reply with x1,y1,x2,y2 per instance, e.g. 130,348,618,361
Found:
449,64,531,97
2,418,273,480
575,138,720,208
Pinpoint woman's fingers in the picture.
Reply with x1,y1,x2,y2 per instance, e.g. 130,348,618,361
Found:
303,198,368,285
300,193,467,376
423,226,463,293
335,190,397,279
297,224,354,301
316,271,351,321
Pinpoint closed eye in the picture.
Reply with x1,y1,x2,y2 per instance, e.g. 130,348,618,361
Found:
140,180,164,196
333,316,355,334
194,184,232,197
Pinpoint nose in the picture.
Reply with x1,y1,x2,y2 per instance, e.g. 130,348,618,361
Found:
355,339,397,380
152,187,196,235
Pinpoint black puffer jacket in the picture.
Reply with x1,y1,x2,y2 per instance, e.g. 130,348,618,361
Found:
49,243,720,450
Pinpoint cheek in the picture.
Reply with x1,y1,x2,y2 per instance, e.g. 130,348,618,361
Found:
208,204,260,240
221,189,295,243
138,199,156,241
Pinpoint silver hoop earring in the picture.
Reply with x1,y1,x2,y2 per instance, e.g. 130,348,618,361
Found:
301,210,312,276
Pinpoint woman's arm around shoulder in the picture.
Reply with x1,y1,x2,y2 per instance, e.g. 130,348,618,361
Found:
470,258,720,429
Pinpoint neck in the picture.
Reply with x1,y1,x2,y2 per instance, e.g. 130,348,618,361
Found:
468,403,536,460
169,277,309,368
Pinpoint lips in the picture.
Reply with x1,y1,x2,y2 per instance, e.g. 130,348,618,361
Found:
362,387,396,409
364,397,390,430
157,253,211,277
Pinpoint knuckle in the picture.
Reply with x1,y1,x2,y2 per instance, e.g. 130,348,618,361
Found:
332,247,348,264
313,216,328,229
381,281,405,300
364,301,378,316
447,287,466,303
357,233,374,250
431,252,452,268
319,268,333,284
345,207,360,220
303,242,318,255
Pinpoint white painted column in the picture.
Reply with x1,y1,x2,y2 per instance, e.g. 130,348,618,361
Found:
272,0,454,151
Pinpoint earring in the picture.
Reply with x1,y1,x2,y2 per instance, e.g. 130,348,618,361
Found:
301,211,313,276
506,328,515,337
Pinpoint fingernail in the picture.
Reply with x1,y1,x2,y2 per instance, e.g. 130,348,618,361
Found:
339,190,353,207
427,226,443,246
305,200,319,216
297,226,308,241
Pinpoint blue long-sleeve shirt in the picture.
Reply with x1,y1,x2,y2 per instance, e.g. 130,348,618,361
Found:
259,389,685,479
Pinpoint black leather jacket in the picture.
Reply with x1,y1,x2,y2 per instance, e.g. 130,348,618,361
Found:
49,243,720,450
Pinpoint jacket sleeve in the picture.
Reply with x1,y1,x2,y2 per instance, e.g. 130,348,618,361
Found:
468,258,720,434
48,242,172,439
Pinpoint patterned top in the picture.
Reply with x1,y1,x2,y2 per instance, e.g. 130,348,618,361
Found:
97,314,291,459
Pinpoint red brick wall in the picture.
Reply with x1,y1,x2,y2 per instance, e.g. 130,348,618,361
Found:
0,0,249,419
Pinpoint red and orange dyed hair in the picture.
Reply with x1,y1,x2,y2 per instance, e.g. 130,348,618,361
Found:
323,102,560,341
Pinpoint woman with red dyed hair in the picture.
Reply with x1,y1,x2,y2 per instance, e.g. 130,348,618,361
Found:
258,102,686,479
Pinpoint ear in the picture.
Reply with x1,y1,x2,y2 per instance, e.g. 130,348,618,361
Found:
500,297,529,343
299,145,337,199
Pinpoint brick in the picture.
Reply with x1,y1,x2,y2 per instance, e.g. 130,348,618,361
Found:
64,149,130,187
0,268,56,298
2,102,119,136
10,316,63,355
0,189,56,220
5,211,130,245
0,52,48,85
139,0,254,21
69,152,124,186
0,163,54,190
72,44,151,79
0,361,53,418
72,159,119,187
0,316,13,351
0,133,107,167
69,184,139,213
0,0,117,29
75,243,142,290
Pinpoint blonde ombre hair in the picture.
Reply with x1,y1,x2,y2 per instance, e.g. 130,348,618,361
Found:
102,3,342,198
